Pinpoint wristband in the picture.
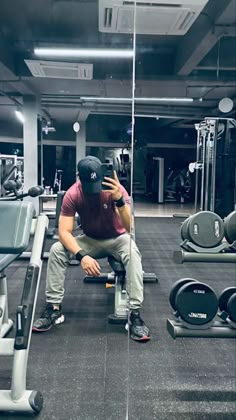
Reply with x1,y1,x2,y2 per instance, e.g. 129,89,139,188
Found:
75,250,87,262
114,195,126,208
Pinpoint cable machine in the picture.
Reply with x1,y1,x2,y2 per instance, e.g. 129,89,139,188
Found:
190,118,236,218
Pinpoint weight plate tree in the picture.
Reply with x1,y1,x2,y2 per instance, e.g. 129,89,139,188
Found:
181,211,224,248
224,211,236,244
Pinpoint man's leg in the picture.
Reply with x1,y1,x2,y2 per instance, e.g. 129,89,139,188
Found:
33,235,105,332
106,233,144,309
102,234,150,341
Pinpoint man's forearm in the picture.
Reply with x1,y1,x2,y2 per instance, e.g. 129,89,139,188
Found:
59,230,82,255
116,204,132,232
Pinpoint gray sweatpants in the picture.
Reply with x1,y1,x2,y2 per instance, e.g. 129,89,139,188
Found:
46,233,144,309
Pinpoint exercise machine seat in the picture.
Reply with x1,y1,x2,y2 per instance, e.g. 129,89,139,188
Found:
108,256,125,273
0,201,34,254
0,254,21,272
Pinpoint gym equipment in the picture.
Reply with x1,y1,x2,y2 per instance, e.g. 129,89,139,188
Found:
164,166,191,204
224,210,236,244
152,157,164,204
84,259,158,323
175,210,235,263
10,190,67,260
218,287,236,328
0,191,48,413
106,256,128,323
53,169,63,193
169,278,197,311
174,250,236,264
0,154,24,197
167,279,236,339
192,118,236,218
181,211,224,248
169,278,218,329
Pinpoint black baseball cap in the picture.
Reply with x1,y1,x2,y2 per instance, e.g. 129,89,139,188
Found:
77,156,103,193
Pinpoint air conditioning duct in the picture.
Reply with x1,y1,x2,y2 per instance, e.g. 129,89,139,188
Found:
98,0,209,35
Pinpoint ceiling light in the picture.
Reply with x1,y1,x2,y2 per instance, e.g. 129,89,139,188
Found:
15,110,24,124
80,97,194,103
134,114,160,119
34,48,134,59
42,126,56,134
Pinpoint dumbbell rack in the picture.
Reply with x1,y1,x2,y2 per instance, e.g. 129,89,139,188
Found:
169,210,236,339
167,319,236,339
167,277,236,339
174,240,236,264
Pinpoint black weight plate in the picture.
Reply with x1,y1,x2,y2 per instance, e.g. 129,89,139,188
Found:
175,282,218,325
218,287,236,312
169,278,197,310
227,293,236,323
224,211,236,244
188,211,224,248
181,216,192,241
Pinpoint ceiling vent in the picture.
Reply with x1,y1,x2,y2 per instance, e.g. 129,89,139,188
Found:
24,60,93,80
99,0,209,35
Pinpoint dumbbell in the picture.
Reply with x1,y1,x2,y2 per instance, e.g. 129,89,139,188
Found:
218,287,236,328
169,278,218,329
181,211,224,248
224,211,236,245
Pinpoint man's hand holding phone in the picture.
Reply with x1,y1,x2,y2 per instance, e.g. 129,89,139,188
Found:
102,169,123,202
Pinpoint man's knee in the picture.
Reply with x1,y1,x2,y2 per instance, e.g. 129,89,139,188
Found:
50,241,68,260
122,244,142,265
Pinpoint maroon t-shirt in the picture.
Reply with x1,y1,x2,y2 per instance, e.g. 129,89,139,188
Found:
60,181,130,239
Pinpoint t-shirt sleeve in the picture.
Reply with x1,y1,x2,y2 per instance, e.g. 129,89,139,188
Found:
60,191,76,217
120,185,131,206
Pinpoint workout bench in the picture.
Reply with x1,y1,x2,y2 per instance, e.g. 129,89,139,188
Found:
0,201,48,414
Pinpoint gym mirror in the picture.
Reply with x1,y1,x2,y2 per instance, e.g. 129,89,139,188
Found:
0,1,135,418
128,1,236,419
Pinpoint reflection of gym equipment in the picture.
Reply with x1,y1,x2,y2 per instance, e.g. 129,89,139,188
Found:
152,157,164,204
164,166,191,203
84,256,158,324
53,169,63,193
218,287,236,328
167,279,236,339
16,191,67,260
174,210,236,264
116,150,131,193
180,211,224,249
169,278,218,328
190,118,236,217
0,189,48,413
0,154,24,196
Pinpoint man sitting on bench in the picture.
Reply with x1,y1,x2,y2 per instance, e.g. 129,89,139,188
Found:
33,156,150,342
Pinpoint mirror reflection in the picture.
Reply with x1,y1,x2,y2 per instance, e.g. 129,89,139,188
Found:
0,1,134,418
128,0,236,419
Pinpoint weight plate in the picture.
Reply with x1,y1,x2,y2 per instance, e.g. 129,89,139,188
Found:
224,211,236,244
188,211,224,248
218,287,236,312
169,278,197,310
227,293,236,323
175,282,218,325
181,216,192,241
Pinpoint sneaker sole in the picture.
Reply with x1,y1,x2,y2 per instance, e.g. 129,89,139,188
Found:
125,323,151,342
32,314,65,333
130,334,151,342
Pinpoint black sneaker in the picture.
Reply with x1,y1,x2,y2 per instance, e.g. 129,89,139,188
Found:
128,310,150,342
32,303,64,332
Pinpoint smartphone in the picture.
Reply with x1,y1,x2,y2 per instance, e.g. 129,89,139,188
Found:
101,163,114,190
